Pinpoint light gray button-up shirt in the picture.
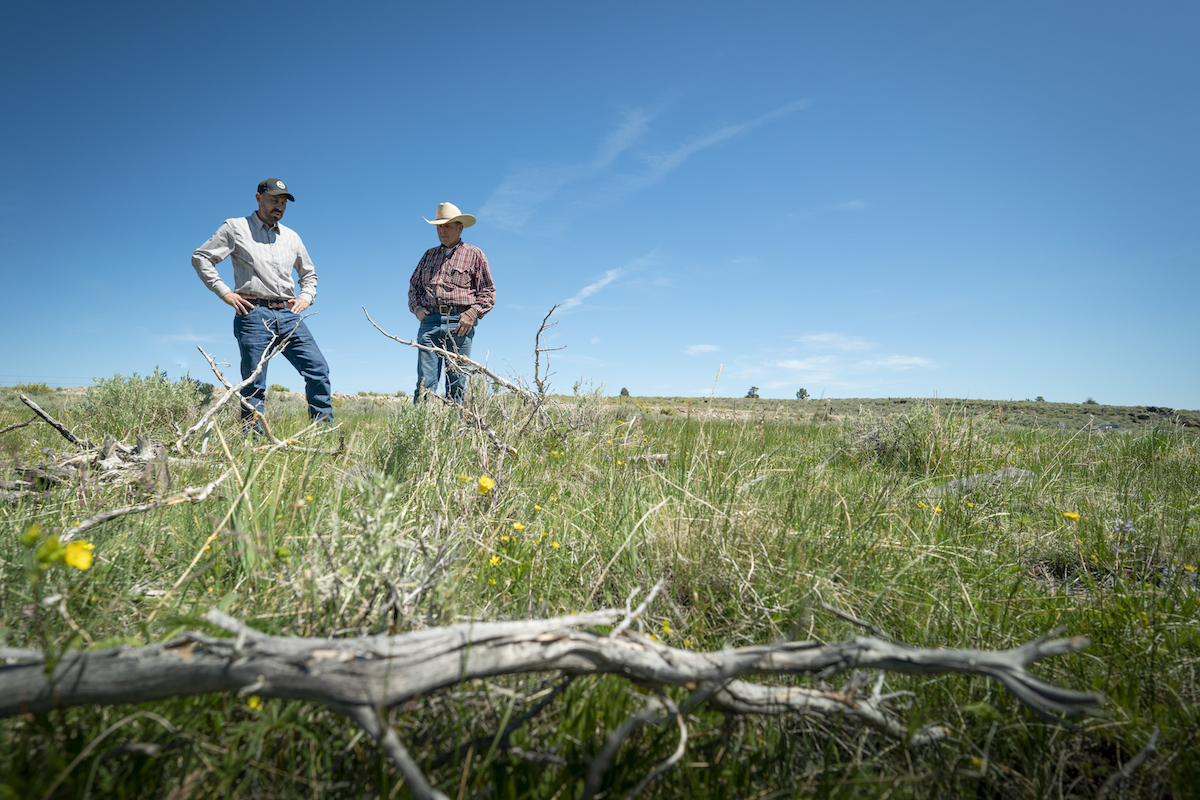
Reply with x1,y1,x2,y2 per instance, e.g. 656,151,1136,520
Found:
191,213,318,304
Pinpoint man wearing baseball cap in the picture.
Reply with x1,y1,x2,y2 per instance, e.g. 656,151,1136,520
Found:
407,202,495,403
191,178,334,430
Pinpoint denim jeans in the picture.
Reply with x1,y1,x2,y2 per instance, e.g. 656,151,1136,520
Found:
233,307,333,425
415,312,474,404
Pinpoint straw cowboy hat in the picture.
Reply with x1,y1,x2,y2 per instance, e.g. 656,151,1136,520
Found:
424,202,476,227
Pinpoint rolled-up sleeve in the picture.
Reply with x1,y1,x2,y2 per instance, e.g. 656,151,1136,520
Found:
192,223,235,298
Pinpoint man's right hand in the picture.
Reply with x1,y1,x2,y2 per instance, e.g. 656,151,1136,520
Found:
414,308,428,321
223,292,254,315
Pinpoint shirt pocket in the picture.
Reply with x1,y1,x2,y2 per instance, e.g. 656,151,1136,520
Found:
447,265,472,289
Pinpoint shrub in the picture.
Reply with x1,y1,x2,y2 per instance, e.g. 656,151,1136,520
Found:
619,387,630,397
378,403,437,484
6,382,53,394
76,369,206,441
1084,397,1098,405
270,384,290,393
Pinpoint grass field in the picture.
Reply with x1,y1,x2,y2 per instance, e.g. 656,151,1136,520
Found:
2,378,1198,798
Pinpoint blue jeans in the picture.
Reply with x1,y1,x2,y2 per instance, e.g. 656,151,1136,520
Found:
415,312,474,404
233,307,333,425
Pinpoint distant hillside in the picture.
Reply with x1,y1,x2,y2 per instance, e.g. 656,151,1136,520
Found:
605,395,1200,430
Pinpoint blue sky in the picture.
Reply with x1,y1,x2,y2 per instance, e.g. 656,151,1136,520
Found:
2,1,1197,407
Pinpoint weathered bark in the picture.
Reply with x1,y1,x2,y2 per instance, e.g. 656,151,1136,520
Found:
0,608,1103,794
1,609,1101,723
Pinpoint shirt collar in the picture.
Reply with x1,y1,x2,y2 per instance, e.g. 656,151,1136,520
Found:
250,211,279,233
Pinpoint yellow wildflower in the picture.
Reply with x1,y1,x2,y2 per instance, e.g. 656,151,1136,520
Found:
500,536,510,542
1063,512,1080,521
489,578,497,585
1186,565,1197,573
661,620,671,634
64,541,95,571
513,522,525,530
305,494,313,502
457,473,471,484
534,505,542,511
551,541,561,548
918,502,928,509
247,696,263,711
478,475,496,494
489,555,502,566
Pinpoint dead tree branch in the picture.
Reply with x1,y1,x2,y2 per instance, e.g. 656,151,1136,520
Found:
363,307,541,405
532,304,564,396
20,394,103,452
0,416,43,437
61,468,235,542
1,607,1103,725
175,343,281,451
1096,727,1160,800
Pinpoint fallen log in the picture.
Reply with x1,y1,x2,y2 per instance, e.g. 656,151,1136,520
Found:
1,607,1103,797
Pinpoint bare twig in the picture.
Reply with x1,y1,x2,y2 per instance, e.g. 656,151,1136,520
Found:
19,395,99,452
61,468,234,542
532,304,564,395
611,578,667,638
1096,727,1160,800
340,704,449,800
0,416,43,436
176,341,282,451
819,602,904,646
582,696,670,800
363,307,541,405
624,693,687,800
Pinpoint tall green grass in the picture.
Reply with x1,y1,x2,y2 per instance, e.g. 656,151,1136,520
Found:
1,389,1197,798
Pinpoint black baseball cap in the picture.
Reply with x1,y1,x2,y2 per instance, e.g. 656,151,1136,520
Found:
257,178,295,201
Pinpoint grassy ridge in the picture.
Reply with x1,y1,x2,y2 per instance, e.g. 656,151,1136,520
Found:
1,384,1198,798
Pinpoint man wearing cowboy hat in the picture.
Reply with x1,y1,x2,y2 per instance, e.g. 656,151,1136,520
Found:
191,178,334,430
407,202,495,403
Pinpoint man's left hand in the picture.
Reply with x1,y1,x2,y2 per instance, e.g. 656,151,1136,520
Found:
288,298,311,313
454,310,476,336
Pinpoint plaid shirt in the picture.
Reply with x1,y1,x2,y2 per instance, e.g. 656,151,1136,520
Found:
407,242,495,320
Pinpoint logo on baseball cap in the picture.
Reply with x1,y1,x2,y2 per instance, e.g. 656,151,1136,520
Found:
257,178,295,201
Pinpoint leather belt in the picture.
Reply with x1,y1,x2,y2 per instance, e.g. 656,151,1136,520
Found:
430,304,469,314
243,297,290,309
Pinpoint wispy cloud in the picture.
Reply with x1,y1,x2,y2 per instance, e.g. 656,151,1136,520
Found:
560,250,657,311
727,333,934,393
482,108,656,230
162,332,218,343
796,332,873,351
686,344,720,356
834,200,868,210
482,99,809,231
859,355,932,370
776,356,835,371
